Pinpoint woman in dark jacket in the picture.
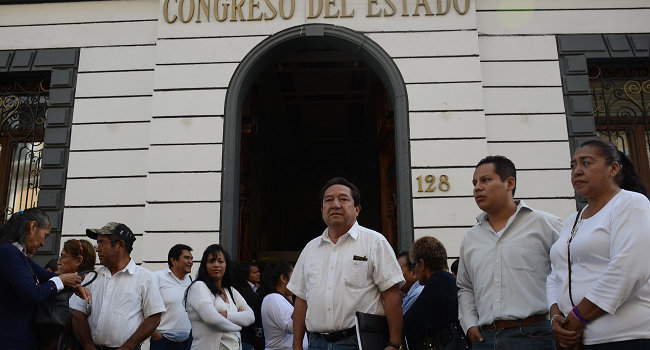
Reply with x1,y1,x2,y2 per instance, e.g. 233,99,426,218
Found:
403,236,468,350
233,261,264,350
0,208,90,349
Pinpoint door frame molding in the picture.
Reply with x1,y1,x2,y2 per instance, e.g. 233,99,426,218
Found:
556,33,650,208
0,48,79,265
220,24,414,256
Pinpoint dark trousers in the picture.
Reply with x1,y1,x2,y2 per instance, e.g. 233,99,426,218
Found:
308,332,358,350
149,335,192,350
471,320,554,350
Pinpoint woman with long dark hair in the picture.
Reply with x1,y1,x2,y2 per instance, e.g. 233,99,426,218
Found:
259,262,307,350
184,244,254,349
547,140,650,349
0,208,90,349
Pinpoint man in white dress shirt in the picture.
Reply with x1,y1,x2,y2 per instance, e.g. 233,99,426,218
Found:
288,177,405,350
150,244,194,350
457,156,562,349
70,222,166,350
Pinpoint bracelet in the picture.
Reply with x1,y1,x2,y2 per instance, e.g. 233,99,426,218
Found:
571,306,589,324
551,314,563,324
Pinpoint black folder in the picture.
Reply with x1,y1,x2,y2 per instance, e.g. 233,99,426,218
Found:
355,311,389,349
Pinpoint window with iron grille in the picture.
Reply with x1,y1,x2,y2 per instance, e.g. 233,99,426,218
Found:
589,60,650,190
0,74,49,223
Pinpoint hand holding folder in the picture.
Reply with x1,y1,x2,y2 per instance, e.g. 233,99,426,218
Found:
355,311,389,349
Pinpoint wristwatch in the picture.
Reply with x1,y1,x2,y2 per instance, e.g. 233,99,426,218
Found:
387,342,403,350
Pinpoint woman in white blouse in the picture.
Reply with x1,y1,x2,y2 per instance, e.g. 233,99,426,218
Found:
547,140,650,349
184,244,255,350
260,262,308,350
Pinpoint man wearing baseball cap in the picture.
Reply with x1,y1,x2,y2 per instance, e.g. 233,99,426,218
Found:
70,222,166,350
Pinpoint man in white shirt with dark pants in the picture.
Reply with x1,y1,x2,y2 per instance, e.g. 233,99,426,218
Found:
457,156,562,349
288,177,405,350
71,222,166,350
151,244,194,350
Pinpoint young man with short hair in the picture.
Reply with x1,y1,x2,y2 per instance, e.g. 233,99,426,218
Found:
457,156,562,349
151,244,194,350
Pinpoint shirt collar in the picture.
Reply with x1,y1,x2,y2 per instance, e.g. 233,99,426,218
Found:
476,200,531,230
11,242,27,256
407,280,422,295
320,221,360,244
123,258,137,274
168,267,192,283
99,258,136,277
248,281,259,292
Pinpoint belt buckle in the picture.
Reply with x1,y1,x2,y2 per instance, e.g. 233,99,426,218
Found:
482,321,496,330
322,330,343,342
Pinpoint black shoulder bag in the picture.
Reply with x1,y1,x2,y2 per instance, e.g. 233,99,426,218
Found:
24,255,97,345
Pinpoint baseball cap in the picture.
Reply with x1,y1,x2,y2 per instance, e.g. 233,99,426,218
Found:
86,222,136,245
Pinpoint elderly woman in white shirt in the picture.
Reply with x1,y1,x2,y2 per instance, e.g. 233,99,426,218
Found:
184,244,255,350
260,262,308,350
547,140,650,350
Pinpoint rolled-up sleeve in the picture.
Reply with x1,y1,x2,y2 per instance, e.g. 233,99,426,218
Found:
142,273,166,318
69,272,96,314
372,239,404,292
69,293,89,314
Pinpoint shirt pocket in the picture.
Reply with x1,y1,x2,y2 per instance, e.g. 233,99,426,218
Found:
305,261,322,290
502,243,539,273
343,260,369,290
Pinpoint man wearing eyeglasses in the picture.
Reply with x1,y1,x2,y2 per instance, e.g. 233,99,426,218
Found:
288,177,405,350
70,222,166,350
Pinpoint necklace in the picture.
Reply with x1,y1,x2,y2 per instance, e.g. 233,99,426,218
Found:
568,210,584,245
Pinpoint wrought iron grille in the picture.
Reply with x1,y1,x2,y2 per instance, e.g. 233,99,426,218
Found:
0,75,49,222
589,61,650,189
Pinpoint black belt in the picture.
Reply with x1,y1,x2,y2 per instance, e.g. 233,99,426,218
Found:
480,314,548,331
314,327,357,342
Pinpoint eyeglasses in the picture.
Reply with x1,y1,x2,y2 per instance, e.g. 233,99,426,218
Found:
95,239,119,249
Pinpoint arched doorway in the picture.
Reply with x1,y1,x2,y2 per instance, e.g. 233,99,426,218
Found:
221,24,413,260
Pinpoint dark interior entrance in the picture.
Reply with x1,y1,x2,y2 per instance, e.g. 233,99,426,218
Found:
238,50,397,262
